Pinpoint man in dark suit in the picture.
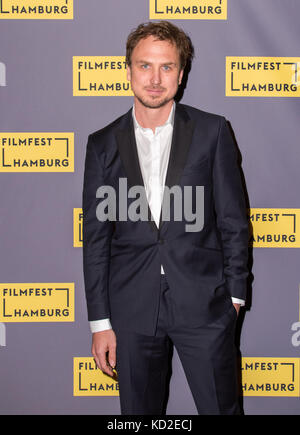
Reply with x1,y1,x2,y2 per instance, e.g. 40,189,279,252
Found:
82,21,249,415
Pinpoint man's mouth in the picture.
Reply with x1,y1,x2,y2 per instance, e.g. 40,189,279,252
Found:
145,88,164,94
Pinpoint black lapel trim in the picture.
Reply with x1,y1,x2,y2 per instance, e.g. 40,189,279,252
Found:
159,104,195,230
115,110,157,233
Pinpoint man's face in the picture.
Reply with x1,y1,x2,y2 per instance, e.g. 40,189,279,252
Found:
127,35,184,109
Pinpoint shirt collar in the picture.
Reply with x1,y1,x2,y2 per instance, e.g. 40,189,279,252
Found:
132,101,175,133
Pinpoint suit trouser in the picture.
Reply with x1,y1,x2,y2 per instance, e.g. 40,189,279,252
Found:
114,274,240,415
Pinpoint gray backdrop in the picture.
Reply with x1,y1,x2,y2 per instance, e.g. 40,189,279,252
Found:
0,0,299,415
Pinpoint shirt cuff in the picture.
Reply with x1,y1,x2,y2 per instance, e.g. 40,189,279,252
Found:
89,318,112,333
231,297,245,306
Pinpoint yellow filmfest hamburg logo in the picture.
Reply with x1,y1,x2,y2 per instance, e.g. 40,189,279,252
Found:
73,357,119,396
226,57,300,97
241,358,300,397
0,132,74,172
249,208,300,248
73,56,133,97
0,283,74,322
0,0,73,19
149,0,227,19
73,208,83,247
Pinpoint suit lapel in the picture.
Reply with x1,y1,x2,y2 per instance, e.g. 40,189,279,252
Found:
158,104,195,230
115,103,195,234
115,111,157,233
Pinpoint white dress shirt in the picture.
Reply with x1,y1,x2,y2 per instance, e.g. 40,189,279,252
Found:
89,103,244,333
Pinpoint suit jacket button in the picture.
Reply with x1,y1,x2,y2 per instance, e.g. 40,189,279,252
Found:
159,238,164,244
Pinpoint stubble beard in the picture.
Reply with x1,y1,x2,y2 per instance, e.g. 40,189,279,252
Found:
134,82,179,109
135,93,174,109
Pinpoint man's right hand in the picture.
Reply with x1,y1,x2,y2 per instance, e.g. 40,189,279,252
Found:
91,329,117,377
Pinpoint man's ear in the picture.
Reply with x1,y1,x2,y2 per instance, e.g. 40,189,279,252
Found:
178,68,184,85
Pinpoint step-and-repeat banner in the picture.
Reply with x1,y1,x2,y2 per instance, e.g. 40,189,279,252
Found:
0,0,299,415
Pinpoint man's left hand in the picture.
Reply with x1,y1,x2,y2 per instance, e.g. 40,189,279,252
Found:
233,303,240,316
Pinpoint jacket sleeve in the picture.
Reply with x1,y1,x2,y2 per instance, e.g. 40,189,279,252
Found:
212,116,249,301
82,134,114,321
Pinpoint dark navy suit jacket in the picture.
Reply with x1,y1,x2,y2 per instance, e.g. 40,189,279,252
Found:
82,103,249,335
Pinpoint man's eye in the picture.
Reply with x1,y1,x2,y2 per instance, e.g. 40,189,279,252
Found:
141,64,149,69
162,65,171,71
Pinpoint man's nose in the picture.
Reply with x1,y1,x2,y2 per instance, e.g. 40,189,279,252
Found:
150,68,161,85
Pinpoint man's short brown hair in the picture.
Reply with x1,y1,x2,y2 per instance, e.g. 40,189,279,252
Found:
126,21,194,71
